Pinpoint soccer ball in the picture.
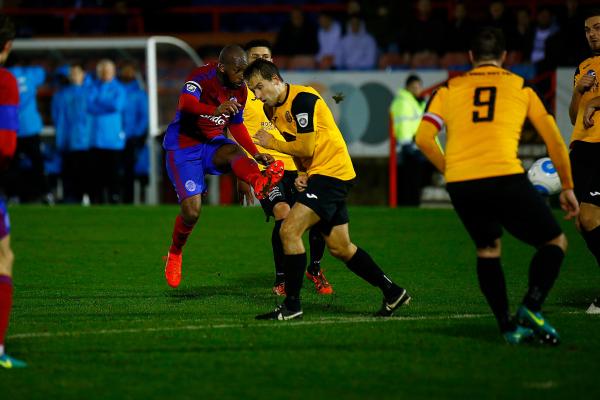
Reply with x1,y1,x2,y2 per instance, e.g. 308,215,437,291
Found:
527,157,561,195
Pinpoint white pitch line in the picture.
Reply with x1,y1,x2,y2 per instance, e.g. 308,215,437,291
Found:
7,311,586,340
8,314,487,340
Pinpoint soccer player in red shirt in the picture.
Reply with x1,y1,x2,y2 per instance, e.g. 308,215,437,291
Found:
163,45,284,288
0,15,26,369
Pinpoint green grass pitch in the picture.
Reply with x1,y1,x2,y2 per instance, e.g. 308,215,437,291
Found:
1,205,598,399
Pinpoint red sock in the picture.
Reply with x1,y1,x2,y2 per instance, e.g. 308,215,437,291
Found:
0,275,13,348
169,215,195,255
231,155,261,185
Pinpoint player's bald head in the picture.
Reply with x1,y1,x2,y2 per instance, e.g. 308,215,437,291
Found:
219,44,247,66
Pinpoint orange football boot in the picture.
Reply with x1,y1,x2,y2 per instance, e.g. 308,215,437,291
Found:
254,160,284,200
164,252,182,288
306,270,333,295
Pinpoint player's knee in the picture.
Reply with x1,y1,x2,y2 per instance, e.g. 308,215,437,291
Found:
0,248,14,275
181,206,200,225
328,243,353,260
279,221,301,243
272,202,290,220
546,233,567,252
578,209,600,232
228,144,245,158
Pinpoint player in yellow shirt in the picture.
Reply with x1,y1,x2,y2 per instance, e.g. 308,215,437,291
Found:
415,28,579,345
245,59,410,320
241,40,332,296
568,9,600,314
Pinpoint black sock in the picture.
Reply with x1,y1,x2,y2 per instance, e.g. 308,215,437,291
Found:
272,220,285,284
522,244,564,312
283,253,306,311
477,257,513,332
345,247,400,299
307,226,326,276
581,226,600,267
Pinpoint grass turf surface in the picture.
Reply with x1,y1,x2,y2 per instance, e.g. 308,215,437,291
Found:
1,205,598,399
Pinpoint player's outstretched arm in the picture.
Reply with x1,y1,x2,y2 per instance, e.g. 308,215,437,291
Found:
415,120,445,173
529,112,575,193
527,88,575,192
253,129,315,158
229,122,260,156
178,93,217,116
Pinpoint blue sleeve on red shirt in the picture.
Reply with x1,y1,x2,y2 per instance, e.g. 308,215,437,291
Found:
231,107,244,124
181,80,202,100
0,105,19,131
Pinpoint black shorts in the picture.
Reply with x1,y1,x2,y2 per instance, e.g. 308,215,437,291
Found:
296,174,355,235
570,141,600,207
446,173,562,249
259,170,298,219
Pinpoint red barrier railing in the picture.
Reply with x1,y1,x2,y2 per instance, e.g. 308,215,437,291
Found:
388,113,397,208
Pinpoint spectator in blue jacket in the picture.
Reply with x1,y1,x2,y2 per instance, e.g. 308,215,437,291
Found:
6,61,52,203
336,14,377,70
119,60,148,204
88,58,126,204
51,63,92,204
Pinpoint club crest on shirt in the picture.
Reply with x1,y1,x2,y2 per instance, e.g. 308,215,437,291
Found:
185,180,197,192
296,113,309,128
186,83,197,93
285,111,293,123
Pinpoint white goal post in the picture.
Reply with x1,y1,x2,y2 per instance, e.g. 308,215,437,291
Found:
11,36,203,205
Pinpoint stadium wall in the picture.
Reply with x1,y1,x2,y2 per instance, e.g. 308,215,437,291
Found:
556,67,577,145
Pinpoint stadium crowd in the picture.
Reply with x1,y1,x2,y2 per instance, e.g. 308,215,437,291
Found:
2,57,149,205
2,0,597,70
0,0,597,206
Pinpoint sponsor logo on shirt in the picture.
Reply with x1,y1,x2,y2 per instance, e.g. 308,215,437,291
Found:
198,113,229,125
261,121,275,130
